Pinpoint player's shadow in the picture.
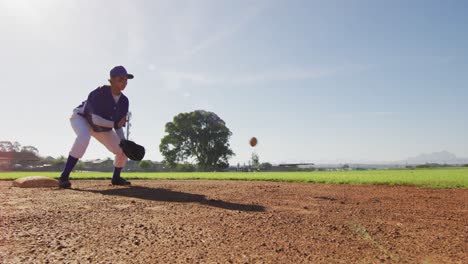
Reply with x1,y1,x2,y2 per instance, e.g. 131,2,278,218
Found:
74,186,265,212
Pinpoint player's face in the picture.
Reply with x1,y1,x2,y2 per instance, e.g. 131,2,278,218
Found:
112,76,128,91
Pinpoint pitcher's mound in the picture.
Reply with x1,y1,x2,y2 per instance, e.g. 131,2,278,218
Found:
12,176,58,188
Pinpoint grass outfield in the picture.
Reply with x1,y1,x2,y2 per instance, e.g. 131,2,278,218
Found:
1,168,467,188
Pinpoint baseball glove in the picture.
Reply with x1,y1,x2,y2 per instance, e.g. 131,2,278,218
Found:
119,139,146,161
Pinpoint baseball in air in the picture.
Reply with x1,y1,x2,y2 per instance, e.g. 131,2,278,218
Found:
249,137,258,147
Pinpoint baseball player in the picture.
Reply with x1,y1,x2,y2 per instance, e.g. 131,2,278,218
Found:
58,66,133,188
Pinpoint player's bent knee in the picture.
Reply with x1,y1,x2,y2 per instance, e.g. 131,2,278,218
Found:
112,146,125,156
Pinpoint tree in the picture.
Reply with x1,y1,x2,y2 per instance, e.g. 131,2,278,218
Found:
0,141,12,152
160,110,234,171
21,145,39,155
260,162,273,171
51,155,66,166
139,160,152,171
0,142,40,156
74,161,85,171
0,141,21,152
175,163,196,172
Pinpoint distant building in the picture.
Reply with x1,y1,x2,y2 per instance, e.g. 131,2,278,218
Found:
0,151,41,171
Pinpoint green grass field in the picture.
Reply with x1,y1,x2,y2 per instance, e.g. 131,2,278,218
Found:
1,168,467,188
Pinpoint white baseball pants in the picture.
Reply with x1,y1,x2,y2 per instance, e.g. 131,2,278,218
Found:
68,113,127,168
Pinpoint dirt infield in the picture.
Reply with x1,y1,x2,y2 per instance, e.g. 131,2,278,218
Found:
1,180,467,263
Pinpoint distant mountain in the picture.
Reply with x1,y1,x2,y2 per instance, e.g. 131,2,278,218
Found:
404,151,468,165
279,151,468,166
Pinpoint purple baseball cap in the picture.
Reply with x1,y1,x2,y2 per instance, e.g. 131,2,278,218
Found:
110,66,134,79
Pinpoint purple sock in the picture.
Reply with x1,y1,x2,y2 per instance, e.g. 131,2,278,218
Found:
113,167,123,180
61,155,78,179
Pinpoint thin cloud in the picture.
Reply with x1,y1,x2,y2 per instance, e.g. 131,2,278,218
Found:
158,63,372,90
160,67,336,85
233,67,338,83
330,111,400,119
171,3,267,62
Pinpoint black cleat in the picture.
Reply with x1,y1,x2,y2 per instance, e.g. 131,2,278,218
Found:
58,178,71,188
111,177,131,186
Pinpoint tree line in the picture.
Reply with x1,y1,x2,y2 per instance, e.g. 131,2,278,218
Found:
1,110,251,172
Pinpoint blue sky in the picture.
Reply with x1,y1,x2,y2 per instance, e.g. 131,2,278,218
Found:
1,0,467,164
